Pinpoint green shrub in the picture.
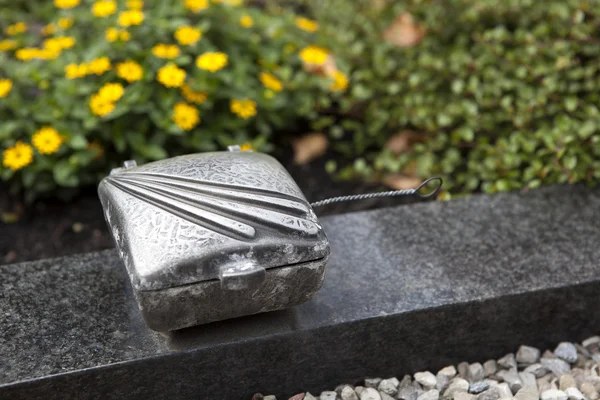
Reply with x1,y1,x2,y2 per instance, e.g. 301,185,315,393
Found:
3,0,600,202
307,0,600,197
0,0,347,201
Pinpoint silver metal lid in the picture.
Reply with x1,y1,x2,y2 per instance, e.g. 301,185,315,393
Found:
98,152,329,291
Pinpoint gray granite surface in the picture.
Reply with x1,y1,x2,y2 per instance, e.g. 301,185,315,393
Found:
1,185,600,399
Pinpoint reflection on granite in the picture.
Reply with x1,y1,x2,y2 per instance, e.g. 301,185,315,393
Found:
1,185,600,399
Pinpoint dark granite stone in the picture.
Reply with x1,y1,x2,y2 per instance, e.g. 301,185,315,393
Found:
1,185,600,400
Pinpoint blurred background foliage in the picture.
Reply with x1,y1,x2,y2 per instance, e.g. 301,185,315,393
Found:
307,0,600,198
1,0,600,202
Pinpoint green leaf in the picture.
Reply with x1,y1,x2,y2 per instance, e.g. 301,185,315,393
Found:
142,144,168,160
69,135,88,150
53,160,79,187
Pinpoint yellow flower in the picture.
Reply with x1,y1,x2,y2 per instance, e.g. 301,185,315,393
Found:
43,36,75,53
89,57,111,75
184,0,209,12
230,99,257,119
65,63,89,79
0,40,17,52
116,60,143,82
89,94,115,116
173,102,200,130
196,52,228,72
0,79,12,98
42,24,56,36
127,0,143,9
59,36,75,49
174,26,202,46
2,141,33,171
43,40,63,53
299,45,329,65
330,70,349,92
181,84,207,104
295,17,319,32
92,0,117,17
120,30,131,41
240,142,253,152
58,17,74,29
259,72,283,92
15,48,42,61
240,15,253,28
157,64,186,88
42,39,58,52
105,28,119,42
32,127,64,155
54,0,80,9
39,48,61,60
98,82,124,101
118,10,144,27
152,44,180,59
5,22,27,36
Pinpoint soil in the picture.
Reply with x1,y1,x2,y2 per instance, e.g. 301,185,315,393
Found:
0,150,425,266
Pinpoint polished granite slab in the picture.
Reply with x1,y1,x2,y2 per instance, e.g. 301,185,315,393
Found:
1,185,599,399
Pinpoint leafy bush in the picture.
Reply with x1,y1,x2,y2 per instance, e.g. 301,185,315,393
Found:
3,0,600,202
0,0,348,201
307,0,600,197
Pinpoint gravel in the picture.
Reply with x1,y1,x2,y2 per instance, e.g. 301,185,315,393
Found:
517,346,542,366
468,381,489,394
469,364,486,383
554,343,579,364
361,388,382,400
366,379,383,389
540,389,568,400
497,369,523,393
483,361,498,377
254,335,600,400
341,387,360,400
525,364,550,378
540,358,571,376
495,383,513,398
415,372,438,390
321,392,337,400
498,354,518,370
565,388,585,400
418,390,440,400
379,379,400,397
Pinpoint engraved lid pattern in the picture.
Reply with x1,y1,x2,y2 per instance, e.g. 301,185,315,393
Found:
98,152,329,291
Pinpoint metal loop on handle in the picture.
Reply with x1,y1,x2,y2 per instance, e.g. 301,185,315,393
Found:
415,176,443,198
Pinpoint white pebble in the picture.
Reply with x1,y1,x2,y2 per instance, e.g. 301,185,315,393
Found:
380,393,395,400
378,378,399,396
360,388,382,400
565,387,585,400
541,389,568,400
439,366,458,379
514,386,537,400
418,389,440,400
320,391,337,400
455,392,476,400
495,383,513,398
415,371,438,390
341,386,359,400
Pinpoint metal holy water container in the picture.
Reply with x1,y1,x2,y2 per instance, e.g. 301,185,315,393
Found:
98,147,330,332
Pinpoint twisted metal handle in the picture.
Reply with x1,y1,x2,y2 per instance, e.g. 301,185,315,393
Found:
310,177,443,208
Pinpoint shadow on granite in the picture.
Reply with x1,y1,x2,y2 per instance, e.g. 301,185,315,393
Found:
1,185,599,399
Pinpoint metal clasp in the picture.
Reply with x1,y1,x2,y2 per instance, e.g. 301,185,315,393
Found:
218,260,266,291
